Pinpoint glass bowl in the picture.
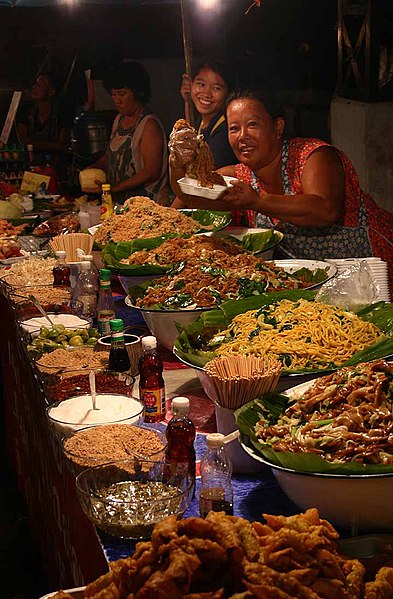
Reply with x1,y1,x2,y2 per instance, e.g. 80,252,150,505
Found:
47,389,141,438
62,423,167,475
18,299,87,337
75,458,194,539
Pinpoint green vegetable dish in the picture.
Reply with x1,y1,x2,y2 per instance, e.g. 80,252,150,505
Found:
235,358,393,475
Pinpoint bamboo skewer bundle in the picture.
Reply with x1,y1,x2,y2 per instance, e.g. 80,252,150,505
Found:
203,355,282,410
50,233,94,262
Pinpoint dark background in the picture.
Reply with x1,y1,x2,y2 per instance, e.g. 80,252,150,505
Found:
0,0,338,138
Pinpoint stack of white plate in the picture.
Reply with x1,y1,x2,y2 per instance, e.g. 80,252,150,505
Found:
326,257,390,302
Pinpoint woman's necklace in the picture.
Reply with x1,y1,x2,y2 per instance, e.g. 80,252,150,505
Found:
118,107,144,135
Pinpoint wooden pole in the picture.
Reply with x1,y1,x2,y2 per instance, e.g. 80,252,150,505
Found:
180,0,194,126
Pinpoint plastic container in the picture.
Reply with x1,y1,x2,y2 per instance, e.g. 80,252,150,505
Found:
73,260,97,320
199,433,233,518
165,396,196,479
101,183,113,220
97,268,115,336
108,318,131,373
138,335,165,423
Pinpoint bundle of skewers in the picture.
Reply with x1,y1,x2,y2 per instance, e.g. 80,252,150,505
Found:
50,233,94,262
203,355,282,411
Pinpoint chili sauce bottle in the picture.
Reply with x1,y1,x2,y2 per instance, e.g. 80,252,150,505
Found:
53,251,71,288
108,319,131,373
101,183,113,221
165,396,196,479
138,336,165,423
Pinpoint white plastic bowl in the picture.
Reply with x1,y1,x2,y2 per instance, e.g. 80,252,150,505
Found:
20,313,91,337
241,447,393,533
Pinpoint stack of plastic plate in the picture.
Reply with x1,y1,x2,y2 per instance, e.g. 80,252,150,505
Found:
326,257,390,302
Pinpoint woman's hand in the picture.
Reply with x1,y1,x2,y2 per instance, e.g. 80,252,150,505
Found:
180,73,192,101
168,126,198,168
221,180,261,210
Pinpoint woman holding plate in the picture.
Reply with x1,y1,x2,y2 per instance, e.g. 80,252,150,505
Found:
169,88,393,294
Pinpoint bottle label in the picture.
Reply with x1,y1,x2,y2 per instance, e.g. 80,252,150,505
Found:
98,310,115,336
99,280,111,289
140,387,165,415
111,331,124,342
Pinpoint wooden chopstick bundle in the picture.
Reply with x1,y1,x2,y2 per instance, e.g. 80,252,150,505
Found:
50,233,94,262
203,355,282,410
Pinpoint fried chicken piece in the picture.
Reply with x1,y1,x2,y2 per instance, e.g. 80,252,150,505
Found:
177,516,215,540
173,118,195,133
234,518,261,562
243,562,321,599
151,514,179,549
85,571,114,596
365,567,393,599
49,593,75,599
206,512,244,564
184,591,225,599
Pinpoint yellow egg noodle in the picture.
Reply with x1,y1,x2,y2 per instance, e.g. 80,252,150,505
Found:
215,299,384,370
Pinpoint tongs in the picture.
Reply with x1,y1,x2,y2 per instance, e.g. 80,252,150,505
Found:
28,294,55,327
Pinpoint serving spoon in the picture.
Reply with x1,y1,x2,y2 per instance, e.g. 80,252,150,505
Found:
28,294,56,328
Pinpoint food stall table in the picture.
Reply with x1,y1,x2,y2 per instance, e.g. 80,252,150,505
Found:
0,287,298,592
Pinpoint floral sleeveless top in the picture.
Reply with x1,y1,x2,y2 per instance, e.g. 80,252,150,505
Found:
233,138,393,295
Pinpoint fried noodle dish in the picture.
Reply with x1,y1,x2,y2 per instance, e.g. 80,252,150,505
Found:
209,299,383,370
130,236,313,309
172,119,226,188
256,359,393,465
94,197,210,245
52,509,393,598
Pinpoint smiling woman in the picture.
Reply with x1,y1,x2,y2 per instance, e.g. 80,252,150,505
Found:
169,87,393,295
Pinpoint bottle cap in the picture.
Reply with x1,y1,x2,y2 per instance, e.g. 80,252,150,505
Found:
80,260,91,270
206,433,225,448
102,183,111,191
141,335,157,350
99,268,111,280
55,250,66,259
171,396,190,414
110,319,124,332
27,144,33,152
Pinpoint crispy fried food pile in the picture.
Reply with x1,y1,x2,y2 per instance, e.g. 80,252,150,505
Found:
172,119,226,189
51,509,393,599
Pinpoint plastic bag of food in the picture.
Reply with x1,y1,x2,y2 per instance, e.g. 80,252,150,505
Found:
315,260,379,310
33,211,80,237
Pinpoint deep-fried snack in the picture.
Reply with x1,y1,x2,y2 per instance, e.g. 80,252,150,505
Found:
365,567,393,599
51,510,393,598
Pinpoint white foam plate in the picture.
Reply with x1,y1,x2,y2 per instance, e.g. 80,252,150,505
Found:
177,175,237,200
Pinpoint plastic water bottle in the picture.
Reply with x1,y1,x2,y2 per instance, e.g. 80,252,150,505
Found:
73,260,97,320
199,433,233,518
165,396,196,479
138,335,165,423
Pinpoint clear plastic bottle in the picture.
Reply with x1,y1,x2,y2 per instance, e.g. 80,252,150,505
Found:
83,254,99,291
199,433,234,518
138,335,165,423
108,318,131,373
73,260,97,320
165,397,196,479
53,251,71,288
97,268,116,336
101,183,113,221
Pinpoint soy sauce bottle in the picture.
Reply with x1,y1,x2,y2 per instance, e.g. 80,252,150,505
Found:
138,336,165,423
53,251,71,288
108,319,131,373
165,397,196,479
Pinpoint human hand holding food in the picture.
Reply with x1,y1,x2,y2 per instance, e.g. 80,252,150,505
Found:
168,119,199,168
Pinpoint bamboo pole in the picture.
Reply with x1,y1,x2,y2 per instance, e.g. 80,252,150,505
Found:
180,0,194,126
